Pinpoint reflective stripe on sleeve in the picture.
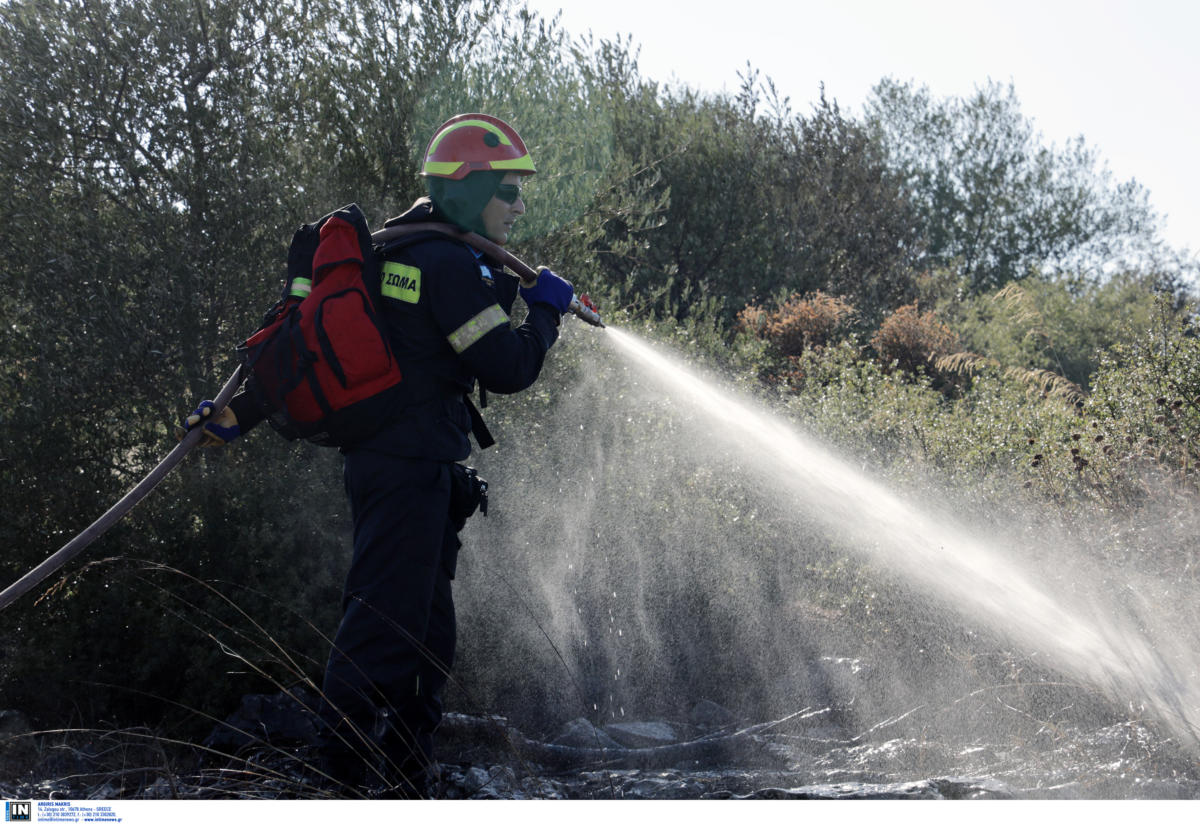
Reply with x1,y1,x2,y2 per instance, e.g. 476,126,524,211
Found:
447,304,509,354
288,277,312,299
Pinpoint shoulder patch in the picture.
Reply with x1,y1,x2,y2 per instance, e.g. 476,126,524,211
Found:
381,261,422,303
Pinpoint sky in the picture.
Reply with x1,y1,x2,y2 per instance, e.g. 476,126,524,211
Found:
522,0,1199,257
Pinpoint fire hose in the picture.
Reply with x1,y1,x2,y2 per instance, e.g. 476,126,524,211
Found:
1,232,602,612
0,367,245,612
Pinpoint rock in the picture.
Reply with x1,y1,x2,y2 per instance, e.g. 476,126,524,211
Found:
601,721,678,749
438,713,523,763
441,762,569,800
461,766,499,798
688,700,735,730
549,718,622,750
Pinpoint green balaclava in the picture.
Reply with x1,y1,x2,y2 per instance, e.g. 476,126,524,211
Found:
425,170,505,236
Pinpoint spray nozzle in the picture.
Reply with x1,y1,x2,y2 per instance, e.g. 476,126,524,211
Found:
570,293,605,328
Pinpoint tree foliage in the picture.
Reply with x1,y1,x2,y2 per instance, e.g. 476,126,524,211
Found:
865,78,1164,291
583,71,923,326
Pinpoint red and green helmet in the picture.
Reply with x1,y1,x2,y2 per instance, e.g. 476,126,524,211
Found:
420,113,536,180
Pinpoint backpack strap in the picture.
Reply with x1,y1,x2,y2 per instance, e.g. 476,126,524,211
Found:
463,393,496,450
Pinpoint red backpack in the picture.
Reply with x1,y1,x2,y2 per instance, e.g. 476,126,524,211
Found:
237,204,404,447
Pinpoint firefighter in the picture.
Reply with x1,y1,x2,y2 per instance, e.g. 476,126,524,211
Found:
182,113,574,797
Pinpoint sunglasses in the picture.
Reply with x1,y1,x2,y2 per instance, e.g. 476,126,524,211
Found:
494,183,523,204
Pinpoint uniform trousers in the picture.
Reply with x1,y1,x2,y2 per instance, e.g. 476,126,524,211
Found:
318,452,460,795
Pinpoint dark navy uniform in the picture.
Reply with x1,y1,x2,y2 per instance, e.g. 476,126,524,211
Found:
315,198,560,794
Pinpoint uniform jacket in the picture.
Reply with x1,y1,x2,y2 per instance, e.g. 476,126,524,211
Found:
230,199,560,460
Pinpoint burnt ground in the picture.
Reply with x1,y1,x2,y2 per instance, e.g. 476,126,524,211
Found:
3,691,1199,801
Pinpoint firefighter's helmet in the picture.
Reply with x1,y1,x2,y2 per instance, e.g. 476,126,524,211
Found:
420,113,535,180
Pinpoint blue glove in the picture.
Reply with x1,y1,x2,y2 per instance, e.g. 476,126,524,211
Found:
519,267,574,314
177,400,241,447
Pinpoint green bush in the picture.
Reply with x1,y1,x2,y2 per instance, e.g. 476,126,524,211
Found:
947,273,1165,389
1083,303,1200,502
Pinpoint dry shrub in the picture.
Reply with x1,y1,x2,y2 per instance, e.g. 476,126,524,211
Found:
871,303,958,374
736,303,770,337
737,291,855,356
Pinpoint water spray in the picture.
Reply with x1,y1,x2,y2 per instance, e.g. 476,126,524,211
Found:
597,326,1200,751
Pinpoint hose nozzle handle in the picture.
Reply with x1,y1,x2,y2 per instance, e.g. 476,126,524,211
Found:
570,294,605,327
